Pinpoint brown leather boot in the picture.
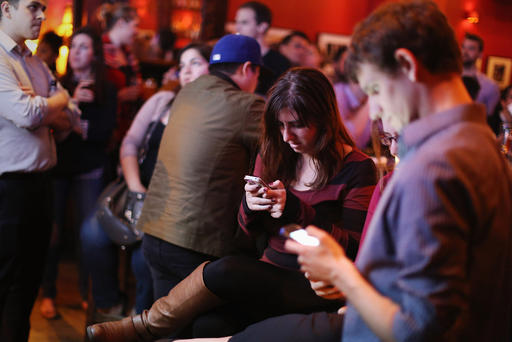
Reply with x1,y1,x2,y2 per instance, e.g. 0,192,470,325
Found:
86,311,155,341
144,261,223,337
86,261,222,341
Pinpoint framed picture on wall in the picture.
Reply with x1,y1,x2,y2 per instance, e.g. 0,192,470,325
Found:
317,33,351,60
486,56,512,89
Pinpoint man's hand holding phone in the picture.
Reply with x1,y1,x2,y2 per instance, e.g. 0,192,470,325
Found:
280,223,320,246
285,225,348,285
308,277,345,301
282,224,345,304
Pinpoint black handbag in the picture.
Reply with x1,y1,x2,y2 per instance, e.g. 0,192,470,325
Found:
96,177,145,246
95,100,172,246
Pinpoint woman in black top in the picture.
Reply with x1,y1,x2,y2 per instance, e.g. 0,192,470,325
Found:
39,26,117,319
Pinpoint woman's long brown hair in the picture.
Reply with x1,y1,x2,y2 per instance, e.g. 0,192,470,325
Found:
260,67,355,189
60,26,108,104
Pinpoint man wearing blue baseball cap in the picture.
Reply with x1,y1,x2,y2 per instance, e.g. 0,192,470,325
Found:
87,34,265,341
207,33,262,94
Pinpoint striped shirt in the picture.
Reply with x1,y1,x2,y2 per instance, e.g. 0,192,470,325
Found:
238,149,377,270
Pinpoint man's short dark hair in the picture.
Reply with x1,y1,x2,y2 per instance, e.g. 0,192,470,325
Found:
209,62,259,76
99,3,137,31
280,31,310,46
464,32,484,52
0,0,20,20
346,0,462,79
40,31,63,55
239,1,272,26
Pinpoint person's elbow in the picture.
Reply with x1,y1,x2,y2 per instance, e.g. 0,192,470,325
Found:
392,304,451,342
16,114,44,130
7,105,47,129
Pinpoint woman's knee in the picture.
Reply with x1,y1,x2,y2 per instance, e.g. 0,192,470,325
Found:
204,256,250,281
202,256,265,297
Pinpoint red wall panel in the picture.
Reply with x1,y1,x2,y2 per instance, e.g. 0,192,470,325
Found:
227,0,512,69
227,0,376,41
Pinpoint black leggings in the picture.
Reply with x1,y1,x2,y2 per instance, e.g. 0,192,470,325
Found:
229,312,343,342
193,255,342,337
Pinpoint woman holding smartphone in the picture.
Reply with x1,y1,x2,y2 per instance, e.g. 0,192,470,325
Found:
87,67,377,341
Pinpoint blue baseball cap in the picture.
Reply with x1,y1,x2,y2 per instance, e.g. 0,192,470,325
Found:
210,34,263,66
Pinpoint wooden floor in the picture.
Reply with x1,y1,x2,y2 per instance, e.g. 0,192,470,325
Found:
29,260,86,342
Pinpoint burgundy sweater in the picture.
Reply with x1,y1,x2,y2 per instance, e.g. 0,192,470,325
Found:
238,150,377,270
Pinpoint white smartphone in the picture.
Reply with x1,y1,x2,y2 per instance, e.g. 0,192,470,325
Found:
280,223,320,246
244,175,270,189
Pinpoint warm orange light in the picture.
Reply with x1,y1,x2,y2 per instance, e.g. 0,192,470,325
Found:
56,5,73,38
466,16,479,24
56,45,69,76
464,10,479,24
133,0,148,19
52,4,73,75
171,9,201,41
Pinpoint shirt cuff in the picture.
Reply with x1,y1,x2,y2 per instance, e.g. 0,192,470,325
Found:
391,296,437,342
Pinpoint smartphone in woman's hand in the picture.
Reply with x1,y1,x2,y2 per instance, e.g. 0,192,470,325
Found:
244,175,270,189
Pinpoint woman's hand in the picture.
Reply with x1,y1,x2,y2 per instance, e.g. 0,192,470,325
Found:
245,182,273,211
244,179,286,218
265,180,286,218
73,80,95,103
162,66,179,84
20,85,35,97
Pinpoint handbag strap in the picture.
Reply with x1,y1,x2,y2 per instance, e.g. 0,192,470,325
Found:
138,97,175,164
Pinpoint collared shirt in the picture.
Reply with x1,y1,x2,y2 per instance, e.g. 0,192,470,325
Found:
343,103,512,341
0,29,56,175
